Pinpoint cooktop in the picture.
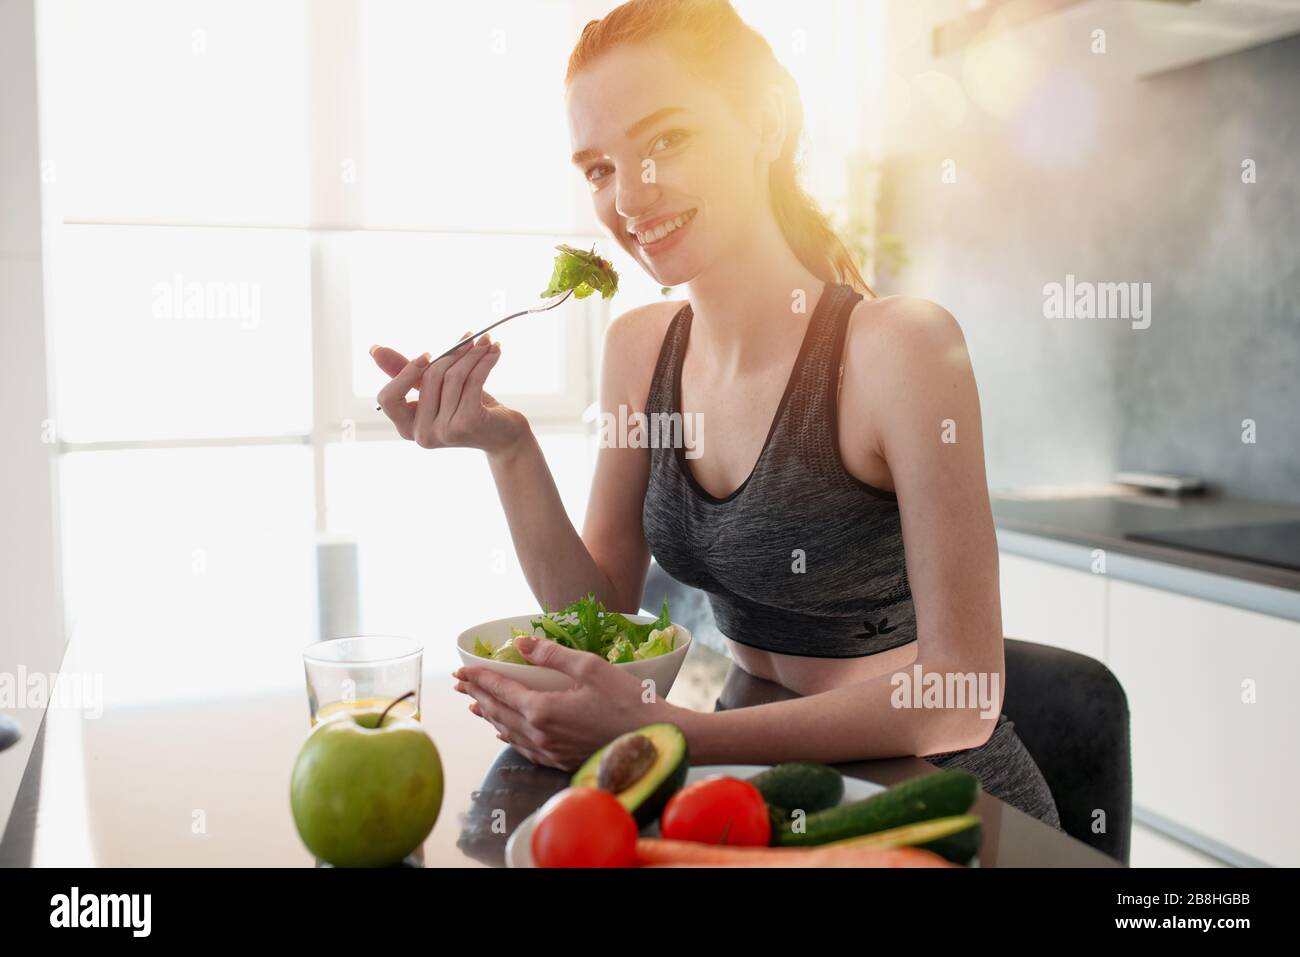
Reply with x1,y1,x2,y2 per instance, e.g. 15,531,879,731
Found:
1128,520,1300,573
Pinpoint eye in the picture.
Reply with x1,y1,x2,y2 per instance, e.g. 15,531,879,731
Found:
650,129,688,153
584,130,687,189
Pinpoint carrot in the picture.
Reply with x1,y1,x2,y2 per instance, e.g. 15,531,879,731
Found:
634,838,954,868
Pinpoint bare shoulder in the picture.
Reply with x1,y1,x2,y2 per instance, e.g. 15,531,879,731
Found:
601,298,686,409
839,295,978,465
846,295,968,364
606,297,682,345
843,294,973,398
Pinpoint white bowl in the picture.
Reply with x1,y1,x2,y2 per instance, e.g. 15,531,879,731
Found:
455,614,692,694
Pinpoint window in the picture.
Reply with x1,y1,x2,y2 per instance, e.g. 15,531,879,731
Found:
47,224,312,443
40,0,626,703
39,1,879,703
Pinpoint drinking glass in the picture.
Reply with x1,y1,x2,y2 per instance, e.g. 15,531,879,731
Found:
302,636,423,726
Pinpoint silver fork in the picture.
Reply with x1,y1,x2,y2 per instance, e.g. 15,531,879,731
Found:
374,287,574,410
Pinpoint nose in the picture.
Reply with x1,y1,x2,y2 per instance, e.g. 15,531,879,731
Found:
614,165,662,227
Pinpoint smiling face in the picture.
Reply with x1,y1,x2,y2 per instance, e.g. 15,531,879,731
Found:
566,41,779,288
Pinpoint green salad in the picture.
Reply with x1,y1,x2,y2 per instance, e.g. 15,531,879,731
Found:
540,244,619,301
472,593,678,665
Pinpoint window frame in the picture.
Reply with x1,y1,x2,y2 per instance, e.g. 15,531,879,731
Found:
44,0,612,539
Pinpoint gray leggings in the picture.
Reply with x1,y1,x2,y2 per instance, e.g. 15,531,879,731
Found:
924,713,1061,830
712,664,1062,830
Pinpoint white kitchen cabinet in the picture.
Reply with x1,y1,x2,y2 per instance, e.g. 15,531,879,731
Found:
998,552,1108,661
1108,579,1300,867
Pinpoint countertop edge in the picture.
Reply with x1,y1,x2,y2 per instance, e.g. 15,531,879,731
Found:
995,526,1300,625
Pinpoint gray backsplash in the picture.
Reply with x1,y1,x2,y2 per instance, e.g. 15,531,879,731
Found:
877,33,1300,507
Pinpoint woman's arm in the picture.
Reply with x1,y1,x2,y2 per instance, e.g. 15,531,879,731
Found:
489,303,664,613
485,430,617,613
574,304,667,611
664,297,1005,763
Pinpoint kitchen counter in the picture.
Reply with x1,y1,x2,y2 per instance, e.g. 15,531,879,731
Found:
992,486,1300,621
0,634,1114,868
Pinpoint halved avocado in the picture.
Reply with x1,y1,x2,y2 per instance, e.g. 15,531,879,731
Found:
570,723,688,828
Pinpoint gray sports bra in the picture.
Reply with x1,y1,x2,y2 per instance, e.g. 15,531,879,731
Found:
641,282,917,659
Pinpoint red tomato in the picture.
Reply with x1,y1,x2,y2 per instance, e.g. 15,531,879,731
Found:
531,787,639,868
659,775,771,846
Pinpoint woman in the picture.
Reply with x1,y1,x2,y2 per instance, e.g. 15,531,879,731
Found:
371,0,1061,828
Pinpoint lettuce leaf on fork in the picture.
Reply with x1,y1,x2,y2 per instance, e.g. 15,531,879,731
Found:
540,243,619,301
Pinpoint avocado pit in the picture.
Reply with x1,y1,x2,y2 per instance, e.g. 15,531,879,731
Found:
597,732,658,793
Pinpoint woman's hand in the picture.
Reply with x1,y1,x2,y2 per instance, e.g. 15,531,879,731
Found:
452,634,675,771
371,331,528,456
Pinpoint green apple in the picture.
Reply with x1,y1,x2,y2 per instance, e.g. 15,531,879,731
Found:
290,699,443,867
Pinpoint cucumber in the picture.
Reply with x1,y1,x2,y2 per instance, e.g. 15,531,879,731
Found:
748,762,844,815
827,814,982,865
773,769,979,847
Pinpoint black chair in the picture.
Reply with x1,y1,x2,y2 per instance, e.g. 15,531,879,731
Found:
1002,638,1131,864
641,561,1133,864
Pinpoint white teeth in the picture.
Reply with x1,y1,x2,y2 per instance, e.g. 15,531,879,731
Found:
636,209,695,246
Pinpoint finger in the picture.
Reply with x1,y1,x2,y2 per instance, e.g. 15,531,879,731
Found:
457,665,539,714
376,352,431,437
438,335,496,428
372,328,469,384
428,329,474,368
513,633,600,683
464,683,541,746
469,698,523,743
443,328,477,355
371,331,470,411
468,700,508,735
470,701,516,743
412,334,478,446
449,341,502,433
500,737,546,765
515,746,547,766
435,335,492,428
369,345,410,379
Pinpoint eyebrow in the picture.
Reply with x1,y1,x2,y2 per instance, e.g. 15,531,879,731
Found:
571,106,687,165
